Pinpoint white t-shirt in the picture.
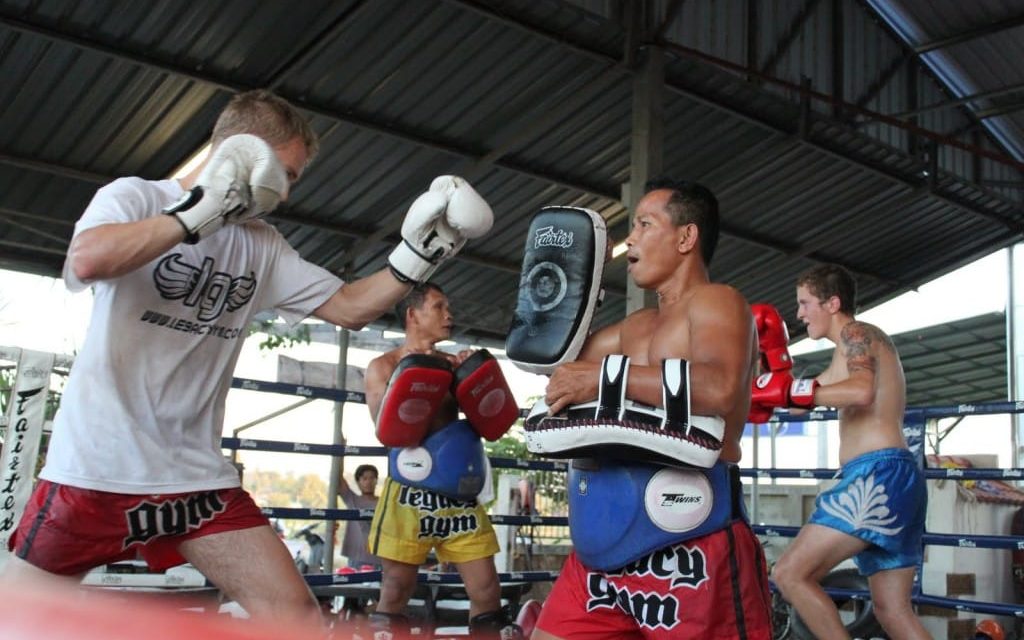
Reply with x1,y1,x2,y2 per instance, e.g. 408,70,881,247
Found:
40,177,344,494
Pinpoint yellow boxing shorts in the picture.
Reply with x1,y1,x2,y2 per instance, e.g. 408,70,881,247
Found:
368,477,499,565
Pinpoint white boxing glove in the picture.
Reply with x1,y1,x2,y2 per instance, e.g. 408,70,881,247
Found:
164,134,289,244
387,176,492,284
432,175,493,239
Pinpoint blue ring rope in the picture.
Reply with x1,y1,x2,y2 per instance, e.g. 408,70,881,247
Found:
228,376,1024,615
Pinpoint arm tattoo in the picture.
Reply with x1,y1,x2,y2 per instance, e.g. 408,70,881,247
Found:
839,321,894,375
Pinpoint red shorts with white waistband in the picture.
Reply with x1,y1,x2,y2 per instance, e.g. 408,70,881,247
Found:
535,519,772,639
9,479,268,575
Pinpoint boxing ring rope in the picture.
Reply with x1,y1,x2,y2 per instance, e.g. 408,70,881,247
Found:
220,377,1024,621
750,404,1024,622
761,402,1024,422
221,435,569,473
230,376,365,403
219,377,574,595
750,468,1024,481
259,505,568,530
300,571,562,587
7,348,1024,622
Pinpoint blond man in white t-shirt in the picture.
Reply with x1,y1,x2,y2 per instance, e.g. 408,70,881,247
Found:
2,90,494,628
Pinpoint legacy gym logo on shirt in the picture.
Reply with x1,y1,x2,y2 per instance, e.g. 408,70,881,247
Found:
153,254,256,320
139,253,256,338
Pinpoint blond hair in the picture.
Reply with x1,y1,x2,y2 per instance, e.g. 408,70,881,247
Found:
211,90,319,162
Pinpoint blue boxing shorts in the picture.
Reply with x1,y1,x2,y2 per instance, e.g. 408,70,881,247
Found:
808,447,926,575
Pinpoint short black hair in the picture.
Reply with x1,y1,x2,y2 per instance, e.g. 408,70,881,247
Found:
394,282,445,329
355,464,378,481
644,178,720,266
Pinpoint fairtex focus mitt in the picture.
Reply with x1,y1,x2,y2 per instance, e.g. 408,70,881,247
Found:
506,206,607,375
453,350,519,441
376,354,453,447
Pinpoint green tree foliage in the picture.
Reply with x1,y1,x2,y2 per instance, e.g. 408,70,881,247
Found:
484,431,530,460
483,432,529,508
244,469,328,535
0,367,11,417
484,426,567,512
248,319,311,352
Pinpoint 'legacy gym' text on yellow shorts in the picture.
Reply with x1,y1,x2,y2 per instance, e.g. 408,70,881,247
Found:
368,477,499,565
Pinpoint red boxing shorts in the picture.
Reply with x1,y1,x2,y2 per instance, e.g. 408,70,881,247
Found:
536,520,772,639
9,480,268,575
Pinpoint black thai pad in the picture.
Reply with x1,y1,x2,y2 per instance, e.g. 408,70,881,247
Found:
506,207,606,375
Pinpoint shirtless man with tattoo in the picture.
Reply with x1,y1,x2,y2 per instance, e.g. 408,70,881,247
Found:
755,264,930,640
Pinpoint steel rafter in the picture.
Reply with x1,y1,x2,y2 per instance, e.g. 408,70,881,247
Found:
888,82,1024,120
914,13,1024,55
759,0,825,76
852,51,909,109
447,1,1024,242
856,0,1024,179
0,9,890,283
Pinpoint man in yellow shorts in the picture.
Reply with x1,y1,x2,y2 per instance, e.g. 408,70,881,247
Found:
365,282,522,639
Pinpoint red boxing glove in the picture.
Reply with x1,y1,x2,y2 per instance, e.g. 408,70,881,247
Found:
376,354,453,447
453,349,520,441
752,371,820,410
751,303,792,372
788,378,820,409
747,402,775,424
751,371,791,409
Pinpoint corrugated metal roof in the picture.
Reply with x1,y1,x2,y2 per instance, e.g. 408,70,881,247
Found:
866,0,1024,162
0,0,1021,362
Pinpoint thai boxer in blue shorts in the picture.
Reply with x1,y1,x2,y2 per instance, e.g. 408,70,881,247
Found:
750,263,930,640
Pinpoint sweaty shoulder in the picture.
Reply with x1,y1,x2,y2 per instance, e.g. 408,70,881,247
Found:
622,307,658,325
366,350,400,397
369,349,402,375
689,283,749,318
